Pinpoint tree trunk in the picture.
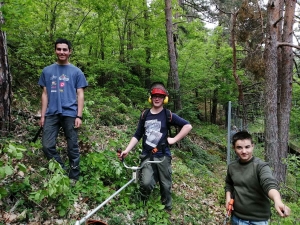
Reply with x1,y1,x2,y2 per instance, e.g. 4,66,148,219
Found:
165,0,182,111
277,0,295,183
100,25,105,61
143,0,151,89
211,89,218,124
204,96,207,122
264,0,280,179
118,26,125,63
230,8,248,130
0,3,12,136
264,0,295,184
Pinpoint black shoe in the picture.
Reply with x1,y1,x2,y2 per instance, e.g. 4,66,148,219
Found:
164,207,172,213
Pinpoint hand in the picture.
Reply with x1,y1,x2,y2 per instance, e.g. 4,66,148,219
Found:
39,117,45,127
275,203,291,217
117,150,129,161
226,199,234,213
167,137,177,145
74,117,82,128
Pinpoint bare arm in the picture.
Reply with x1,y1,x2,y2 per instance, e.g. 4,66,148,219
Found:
118,137,139,160
167,124,192,145
268,189,291,217
39,87,48,127
75,88,84,128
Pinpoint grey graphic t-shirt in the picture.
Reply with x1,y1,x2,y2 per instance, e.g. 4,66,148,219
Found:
145,119,163,147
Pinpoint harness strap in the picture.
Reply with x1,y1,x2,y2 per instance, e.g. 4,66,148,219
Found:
140,142,167,162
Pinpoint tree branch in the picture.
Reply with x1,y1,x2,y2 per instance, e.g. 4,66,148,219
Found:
273,16,283,27
215,5,231,15
277,42,300,50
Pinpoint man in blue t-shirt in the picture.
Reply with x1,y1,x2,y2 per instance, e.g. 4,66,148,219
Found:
38,38,88,182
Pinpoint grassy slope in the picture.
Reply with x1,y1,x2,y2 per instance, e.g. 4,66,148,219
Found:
1,110,299,224
0,119,229,225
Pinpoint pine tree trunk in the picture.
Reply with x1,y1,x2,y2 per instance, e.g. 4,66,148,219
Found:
277,0,295,183
264,0,280,181
264,0,295,184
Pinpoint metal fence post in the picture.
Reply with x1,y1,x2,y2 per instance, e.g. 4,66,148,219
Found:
227,101,232,165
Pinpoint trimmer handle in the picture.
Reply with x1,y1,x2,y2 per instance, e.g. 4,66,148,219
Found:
227,198,234,215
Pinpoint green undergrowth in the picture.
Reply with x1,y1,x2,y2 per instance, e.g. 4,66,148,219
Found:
67,144,227,225
0,103,229,224
1,101,300,224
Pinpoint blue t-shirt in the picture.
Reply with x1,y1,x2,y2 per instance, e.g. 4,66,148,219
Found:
38,63,88,117
134,109,190,157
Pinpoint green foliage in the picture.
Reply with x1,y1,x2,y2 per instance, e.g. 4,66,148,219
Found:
77,149,126,203
176,103,201,124
29,161,69,204
178,23,238,106
2,113,300,223
146,202,169,225
290,80,300,145
284,155,300,195
175,138,220,172
195,124,227,146
0,142,27,199
270,200,300,224
8,177,31,195
84,88,139,126
1,142,26,160
2,0,300,223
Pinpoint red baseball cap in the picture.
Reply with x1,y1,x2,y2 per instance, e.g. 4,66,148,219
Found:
151,88,167,96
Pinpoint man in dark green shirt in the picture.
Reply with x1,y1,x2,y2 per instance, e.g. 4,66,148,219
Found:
225,131,291,224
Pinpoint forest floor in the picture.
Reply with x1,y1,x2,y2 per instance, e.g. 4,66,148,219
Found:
1,118,229,225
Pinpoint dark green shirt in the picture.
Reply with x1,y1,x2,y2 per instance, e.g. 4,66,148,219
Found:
225,157,279,221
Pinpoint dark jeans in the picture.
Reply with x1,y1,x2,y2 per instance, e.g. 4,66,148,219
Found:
139,156,172,210
42,115,80,180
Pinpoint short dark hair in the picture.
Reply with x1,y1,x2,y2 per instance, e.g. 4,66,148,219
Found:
232,130,253,147
55,38,72,50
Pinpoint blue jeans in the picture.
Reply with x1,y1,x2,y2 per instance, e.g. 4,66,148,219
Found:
139,156,172,210
232,215,268,225
42,115,80,180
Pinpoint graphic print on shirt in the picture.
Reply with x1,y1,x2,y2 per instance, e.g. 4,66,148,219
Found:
51,81,57,92
50,75,57,93
58,74,69,93
145,119,163,148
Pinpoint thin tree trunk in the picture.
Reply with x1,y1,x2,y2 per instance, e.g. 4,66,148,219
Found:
204,96,207,122
143,0,151,89
211,89,218,124
230,9,248,129
165,0,182,111
100,25,105,61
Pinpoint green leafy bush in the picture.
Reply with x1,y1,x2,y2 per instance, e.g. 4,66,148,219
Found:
0,142,27,199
